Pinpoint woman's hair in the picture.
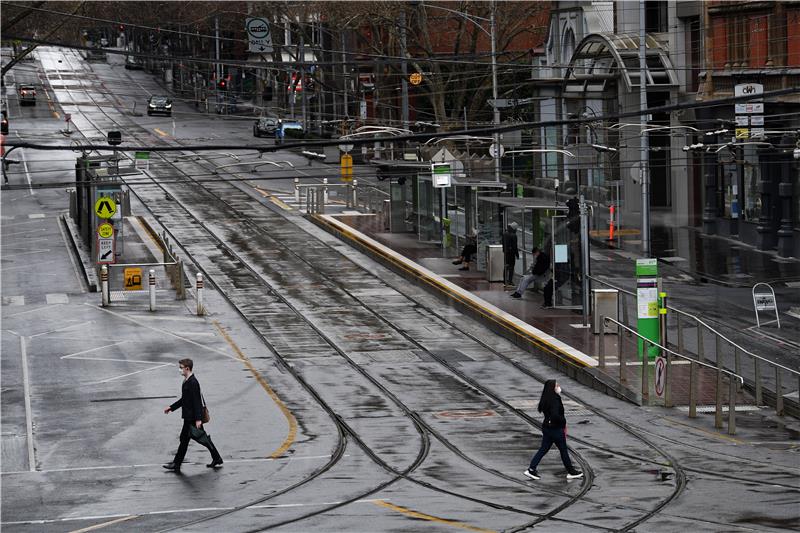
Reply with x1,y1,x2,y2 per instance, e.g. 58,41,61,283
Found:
537,379,558,413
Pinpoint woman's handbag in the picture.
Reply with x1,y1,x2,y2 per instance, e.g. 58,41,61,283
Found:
201,394,210,424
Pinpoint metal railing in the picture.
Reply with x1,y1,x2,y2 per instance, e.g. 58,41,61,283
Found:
590,275,799,416
600,316,744,434
295,178,391,216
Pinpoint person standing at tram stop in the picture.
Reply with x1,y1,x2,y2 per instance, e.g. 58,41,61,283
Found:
502,222,520,287
524,379,583,480
163,358,223,472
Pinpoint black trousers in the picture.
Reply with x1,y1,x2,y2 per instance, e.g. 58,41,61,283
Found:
504,256,516,285
173,419,222,465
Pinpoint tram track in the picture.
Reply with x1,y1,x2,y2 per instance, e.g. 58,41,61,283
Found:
37,47,790,532
47,48,562,532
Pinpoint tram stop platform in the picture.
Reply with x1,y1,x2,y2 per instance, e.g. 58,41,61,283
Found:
311,213,798,432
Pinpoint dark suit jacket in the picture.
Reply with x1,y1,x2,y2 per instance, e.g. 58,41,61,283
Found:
170,374,204,421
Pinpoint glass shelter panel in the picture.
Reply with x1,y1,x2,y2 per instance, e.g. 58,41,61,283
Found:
550,214,582,309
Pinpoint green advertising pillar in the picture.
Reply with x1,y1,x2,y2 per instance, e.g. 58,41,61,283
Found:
636,258,660,359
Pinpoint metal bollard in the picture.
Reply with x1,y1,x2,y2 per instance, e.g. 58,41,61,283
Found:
598,316,606,368
101,265,109,307
715,368,723,428
196,273,204,316
149,269,156,312
294,177,300,204
641,340,649,405
728,377,737,435
323,177,328,203
689,360,697,418
352,179,358,208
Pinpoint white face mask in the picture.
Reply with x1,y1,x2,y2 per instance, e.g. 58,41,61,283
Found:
555,386,562,394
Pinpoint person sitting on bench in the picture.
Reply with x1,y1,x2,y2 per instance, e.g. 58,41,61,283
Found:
510,247,549,298
452,229,478,271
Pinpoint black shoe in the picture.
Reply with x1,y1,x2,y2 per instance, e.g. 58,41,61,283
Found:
162,463,181,472
510,292,522,299
458,266,469,271
524,469,540,480
566,468,583,479
541,304,552,309
452,259,462,265
206,459,224,468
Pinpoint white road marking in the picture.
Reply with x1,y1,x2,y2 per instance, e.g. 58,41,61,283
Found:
30,320,93,338
2,497,379,526
0,453,339,476
27,214,46,219
60,342,128,360
2,296,25,306
19,149,36,197
86,304,237,360
20,337,36,471
94,363,171,384
45,293,69,304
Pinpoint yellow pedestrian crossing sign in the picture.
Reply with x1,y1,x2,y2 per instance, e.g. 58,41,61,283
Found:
95,197,117,219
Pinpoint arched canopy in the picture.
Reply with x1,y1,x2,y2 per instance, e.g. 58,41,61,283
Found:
563,33,678,94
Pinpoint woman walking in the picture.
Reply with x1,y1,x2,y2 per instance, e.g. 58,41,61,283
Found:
524,380,583,480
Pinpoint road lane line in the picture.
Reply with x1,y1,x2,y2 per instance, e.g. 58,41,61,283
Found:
20,336,36,471
373,500,496,533
3,498,379,526
1,453,337,475
18,148,35,196
94,363,171,384
154,128,168,137
86,304,236,360
67,515,137,533
60,342,128,359
213,321,298,459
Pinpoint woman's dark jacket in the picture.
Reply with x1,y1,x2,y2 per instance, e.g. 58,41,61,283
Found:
541,395,567,429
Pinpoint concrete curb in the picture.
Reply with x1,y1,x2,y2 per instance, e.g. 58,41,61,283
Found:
60,214,98,292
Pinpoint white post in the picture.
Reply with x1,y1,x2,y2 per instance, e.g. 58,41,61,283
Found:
323,177,329,203
149,269,156,312
352,179,358,208
101,265,109,307
196,273,204,316
294,177,300,203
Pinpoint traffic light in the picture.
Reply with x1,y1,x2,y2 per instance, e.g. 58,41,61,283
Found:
119,25,125,32
218,79,227,91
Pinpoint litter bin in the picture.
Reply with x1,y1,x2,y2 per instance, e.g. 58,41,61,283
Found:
486,244,504,282
592,289,619,334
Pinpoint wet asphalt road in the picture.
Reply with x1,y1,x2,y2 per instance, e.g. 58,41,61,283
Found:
2,47,799,532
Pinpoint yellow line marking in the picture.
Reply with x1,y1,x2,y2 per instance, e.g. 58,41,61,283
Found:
213,321,298,458
314,216,590,369
373,500,495,533
154,128,168,137
133,216,165,252
254,185,293,211
68,515,137,533
661,416,746,444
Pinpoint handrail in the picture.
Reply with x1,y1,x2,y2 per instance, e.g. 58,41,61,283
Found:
603,316,744,385
589,275,800,378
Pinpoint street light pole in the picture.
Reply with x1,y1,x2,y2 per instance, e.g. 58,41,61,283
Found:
639,0,651,257
490,1,500,183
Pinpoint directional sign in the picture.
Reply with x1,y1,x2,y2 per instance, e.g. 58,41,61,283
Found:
97,222,114,239
97,236,115,264
124,267,143,290
654,356,666,397
95,196,117,219
246,17,273,54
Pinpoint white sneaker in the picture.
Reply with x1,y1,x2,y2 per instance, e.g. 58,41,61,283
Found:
523,469,540,480
566,469,584,480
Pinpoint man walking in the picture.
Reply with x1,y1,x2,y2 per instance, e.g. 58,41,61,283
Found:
163,358,223,471
510,247,550,299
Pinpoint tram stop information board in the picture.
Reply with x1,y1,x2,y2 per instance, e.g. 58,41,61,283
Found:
636,258,660,359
